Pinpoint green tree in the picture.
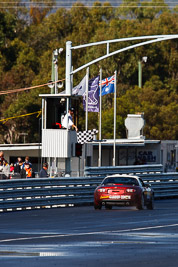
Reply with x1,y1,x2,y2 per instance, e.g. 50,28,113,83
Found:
0,1,177,143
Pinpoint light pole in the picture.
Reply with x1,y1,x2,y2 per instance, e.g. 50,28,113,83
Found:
50,48,63,94
138,56,147,88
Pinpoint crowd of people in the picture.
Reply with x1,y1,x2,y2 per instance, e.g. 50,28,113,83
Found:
0,151,49,179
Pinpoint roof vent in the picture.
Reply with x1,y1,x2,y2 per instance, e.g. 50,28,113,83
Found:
125,114,145,140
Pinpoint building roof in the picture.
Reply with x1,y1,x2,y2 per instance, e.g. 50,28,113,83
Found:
92,139,160,147
0,143,42,151
0,139,160,151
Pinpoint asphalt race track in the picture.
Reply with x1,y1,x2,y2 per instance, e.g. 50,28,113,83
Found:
0,199,178,267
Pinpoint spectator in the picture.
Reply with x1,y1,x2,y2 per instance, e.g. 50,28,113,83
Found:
2,160,10,179
20,166,26,178
39,163,49,178
0,151,5,162
0,160,3,172
14,157,23,173
0,160,3,180
22,156,32,168
20,163,32,178
10,163,14,172
25,163,32,178
10,163,14,179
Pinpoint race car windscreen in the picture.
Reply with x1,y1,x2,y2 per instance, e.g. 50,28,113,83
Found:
102,177,139,186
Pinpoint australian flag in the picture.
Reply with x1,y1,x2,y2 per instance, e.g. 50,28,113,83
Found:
99,75,115,96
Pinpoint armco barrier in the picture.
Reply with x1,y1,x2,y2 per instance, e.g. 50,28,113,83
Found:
0,177,101,212
84,164,164,176
0,172,178,212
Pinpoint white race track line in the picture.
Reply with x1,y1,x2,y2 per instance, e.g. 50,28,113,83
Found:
1,223,178,243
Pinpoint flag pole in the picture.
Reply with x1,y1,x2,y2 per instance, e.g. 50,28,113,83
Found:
85,67,89,131
113,70,117,166
84,67,89,170
98,68,102,167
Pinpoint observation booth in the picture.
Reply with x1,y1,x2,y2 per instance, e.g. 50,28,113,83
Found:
39,93,78,176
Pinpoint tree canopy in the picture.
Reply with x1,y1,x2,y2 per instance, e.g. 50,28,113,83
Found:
0,0,178,143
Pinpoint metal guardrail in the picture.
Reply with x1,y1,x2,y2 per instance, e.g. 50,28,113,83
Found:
0,172,178,212
140,173,178,198
84,164,164,176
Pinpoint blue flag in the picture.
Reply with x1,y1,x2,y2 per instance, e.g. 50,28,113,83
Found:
83,76,99,112
99,75,115,96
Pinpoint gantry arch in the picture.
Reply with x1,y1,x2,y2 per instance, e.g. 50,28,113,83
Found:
65,35,178,95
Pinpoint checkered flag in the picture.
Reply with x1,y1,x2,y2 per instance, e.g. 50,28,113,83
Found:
77,129,98,144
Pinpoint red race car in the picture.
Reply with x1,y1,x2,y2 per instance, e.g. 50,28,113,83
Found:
94,174,154,210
